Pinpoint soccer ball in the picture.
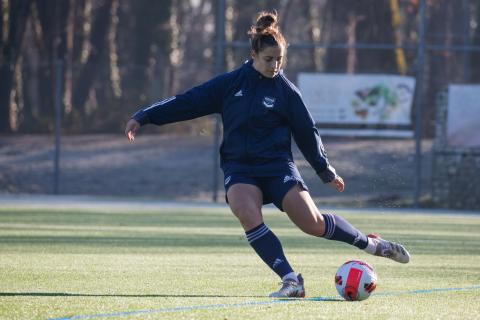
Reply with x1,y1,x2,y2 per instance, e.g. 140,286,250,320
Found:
334,260,377,301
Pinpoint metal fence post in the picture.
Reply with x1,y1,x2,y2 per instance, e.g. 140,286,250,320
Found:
54,60,63,195
212,0,225,202
413,0,427,207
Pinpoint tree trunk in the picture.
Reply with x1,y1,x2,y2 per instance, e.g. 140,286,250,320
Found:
32,0,70,132
323,0,396,73
471,4,480,82
389,0,407,75
345,12,361,74
119,0,171,108
0,2,3,43
323,0,349,72
0,0,32,133
424,1,464,137
355,0,396,73
72,0,112,116
304,0,326,72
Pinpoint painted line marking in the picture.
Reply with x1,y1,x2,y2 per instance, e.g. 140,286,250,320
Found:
48,284,480,320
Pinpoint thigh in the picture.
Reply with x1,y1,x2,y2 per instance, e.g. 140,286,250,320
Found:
260,166,309,211
227,183,264,231
281,185,325,236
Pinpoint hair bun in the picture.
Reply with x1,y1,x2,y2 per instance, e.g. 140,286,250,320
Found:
255,11,278,33
248,10,286,54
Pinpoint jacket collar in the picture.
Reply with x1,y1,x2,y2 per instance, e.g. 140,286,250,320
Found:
243,59,282,80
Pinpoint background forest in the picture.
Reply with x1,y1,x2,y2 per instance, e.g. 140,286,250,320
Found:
1,0,479,135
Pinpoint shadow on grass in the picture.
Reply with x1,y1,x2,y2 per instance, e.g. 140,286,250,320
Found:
0,292,267,298
0,292,343,301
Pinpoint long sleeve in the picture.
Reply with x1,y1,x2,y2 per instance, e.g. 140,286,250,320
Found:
132,73,226,126
287,89,337,183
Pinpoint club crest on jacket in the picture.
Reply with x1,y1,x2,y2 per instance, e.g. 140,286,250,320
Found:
262,96,275,108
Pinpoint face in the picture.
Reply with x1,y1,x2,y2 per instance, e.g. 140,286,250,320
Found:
252,45,285,78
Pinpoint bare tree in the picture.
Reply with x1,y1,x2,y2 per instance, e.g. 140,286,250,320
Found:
424,0,465,136
354,1,396,73
71,0,112,117
118,0,172,105
322,0,349,72
304,0,327,71
390,0,407,75
0,0,32,133
471,2,480,82
2,0,478,135
31,0,71,132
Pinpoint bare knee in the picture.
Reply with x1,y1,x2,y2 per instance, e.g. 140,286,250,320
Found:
282,186,326,236
230,203,263,231
297,212,325,237
227,184,264,231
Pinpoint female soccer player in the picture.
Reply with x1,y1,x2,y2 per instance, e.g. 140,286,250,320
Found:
125,11,410,298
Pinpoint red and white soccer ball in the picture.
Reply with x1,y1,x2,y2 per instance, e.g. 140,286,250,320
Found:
335,260,377,301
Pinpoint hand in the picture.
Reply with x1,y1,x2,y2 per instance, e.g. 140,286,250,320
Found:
125,119,140,142
328,175,345,192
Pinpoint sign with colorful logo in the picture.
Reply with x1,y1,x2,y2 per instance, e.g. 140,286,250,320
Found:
298,73,415,137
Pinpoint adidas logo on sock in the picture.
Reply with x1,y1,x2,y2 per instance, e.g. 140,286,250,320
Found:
353,234,361,246
273,258,284,268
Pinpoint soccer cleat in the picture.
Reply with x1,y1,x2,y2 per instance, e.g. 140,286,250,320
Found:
269,274,305,298
367,234,410,264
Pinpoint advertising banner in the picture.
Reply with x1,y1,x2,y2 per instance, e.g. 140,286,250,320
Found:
298,73,415,137
447,85,480,148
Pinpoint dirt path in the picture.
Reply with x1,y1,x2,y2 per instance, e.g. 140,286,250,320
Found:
0,134,432,208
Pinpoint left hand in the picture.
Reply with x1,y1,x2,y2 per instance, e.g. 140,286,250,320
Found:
328,175,345,192
125,119,140,142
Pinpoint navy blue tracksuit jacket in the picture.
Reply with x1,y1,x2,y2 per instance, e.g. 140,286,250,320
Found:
132,60,336,183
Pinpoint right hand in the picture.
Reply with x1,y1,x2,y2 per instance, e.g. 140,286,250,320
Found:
125,119,140,142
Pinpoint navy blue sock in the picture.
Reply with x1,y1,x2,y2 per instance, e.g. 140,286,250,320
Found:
322,213,368,249
246,223,294,279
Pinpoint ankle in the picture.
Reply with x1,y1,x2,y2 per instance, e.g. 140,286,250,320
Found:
363,237,377,255
282,272,298,282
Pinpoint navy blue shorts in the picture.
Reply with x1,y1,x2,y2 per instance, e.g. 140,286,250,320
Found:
223,170,309,211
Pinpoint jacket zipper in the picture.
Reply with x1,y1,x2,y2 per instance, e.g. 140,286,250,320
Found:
245,79,260,162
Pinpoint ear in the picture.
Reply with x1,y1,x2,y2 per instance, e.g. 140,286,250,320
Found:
251,50,257,60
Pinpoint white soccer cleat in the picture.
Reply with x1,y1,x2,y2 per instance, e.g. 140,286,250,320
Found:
367,234,410,264
269,274,305,298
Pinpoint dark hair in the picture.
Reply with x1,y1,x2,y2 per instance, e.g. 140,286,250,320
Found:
248,11,287,53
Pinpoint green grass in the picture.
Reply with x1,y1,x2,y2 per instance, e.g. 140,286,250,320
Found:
0,206,479,319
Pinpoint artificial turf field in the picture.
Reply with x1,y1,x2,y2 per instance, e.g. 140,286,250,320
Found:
0,204,479,319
